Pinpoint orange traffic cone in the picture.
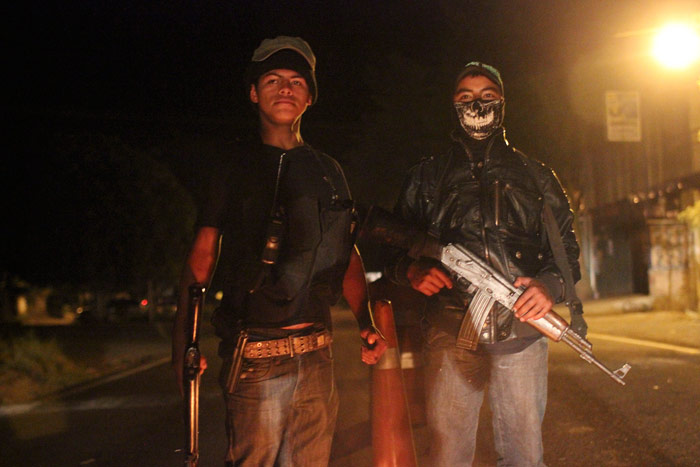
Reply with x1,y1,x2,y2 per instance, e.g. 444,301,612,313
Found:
371,299,418,467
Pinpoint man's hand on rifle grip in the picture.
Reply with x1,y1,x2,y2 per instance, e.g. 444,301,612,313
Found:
512,277,553,321
407,258,453,296
173,355,208,397
360,326,388,365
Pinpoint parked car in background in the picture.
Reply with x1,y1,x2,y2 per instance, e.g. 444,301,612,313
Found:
106,297,148,322
154,295,177,319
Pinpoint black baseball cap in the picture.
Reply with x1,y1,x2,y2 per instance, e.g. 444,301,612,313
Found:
455,61,504,96
247,36,318,103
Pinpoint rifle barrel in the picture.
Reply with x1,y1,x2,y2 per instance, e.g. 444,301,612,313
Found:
561,333,629,385
183,284,206,466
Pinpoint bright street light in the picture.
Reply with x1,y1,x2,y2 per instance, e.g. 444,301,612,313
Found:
651,22,700,70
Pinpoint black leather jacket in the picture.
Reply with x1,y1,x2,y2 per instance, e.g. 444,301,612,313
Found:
390,129,580,344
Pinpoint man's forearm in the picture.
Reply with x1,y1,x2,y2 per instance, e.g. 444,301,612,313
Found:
345,282,372,330
343,247,373,330
533,270,565,303
384,254,414,287
173,227,221,364
172,266,198,365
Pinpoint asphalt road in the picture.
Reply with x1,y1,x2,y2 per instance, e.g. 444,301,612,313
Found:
1,307,698,466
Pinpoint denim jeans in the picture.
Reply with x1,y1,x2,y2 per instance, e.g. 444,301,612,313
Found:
423,327,548,467
220,345,339,466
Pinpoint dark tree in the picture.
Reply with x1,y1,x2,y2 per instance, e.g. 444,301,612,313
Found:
6,132,195,306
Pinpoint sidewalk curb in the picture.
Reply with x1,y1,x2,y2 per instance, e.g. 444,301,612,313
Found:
0,356,171,417
58,356,172,399
45,355,172,403
555,294,655,316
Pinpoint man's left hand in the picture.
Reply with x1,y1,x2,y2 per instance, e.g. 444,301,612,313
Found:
359,327,388,365
512,277,554,322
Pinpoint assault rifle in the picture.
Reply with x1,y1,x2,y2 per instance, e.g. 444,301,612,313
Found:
442,243,630,385
359,206,631,386
183,284,206,466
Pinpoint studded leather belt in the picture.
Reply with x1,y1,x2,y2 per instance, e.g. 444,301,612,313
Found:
243,329,332,359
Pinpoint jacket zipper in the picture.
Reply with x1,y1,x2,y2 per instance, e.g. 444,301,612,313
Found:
494,179,500,228
478,137,497,262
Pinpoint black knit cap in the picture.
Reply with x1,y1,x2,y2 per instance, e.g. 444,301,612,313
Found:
246,36,318,103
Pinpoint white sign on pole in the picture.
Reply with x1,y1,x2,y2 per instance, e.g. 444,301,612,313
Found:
605,91,641,142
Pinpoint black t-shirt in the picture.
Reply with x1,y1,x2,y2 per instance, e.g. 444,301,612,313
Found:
198,140,354,333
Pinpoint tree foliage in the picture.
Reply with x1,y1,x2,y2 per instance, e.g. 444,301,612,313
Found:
7,132,195,296
679,200,700,230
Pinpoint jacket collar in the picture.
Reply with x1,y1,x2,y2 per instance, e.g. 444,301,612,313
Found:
450,127,508,164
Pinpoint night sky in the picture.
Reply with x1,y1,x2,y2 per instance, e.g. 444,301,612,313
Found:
10,1,695,122
4,0,699,286
8,1,697,140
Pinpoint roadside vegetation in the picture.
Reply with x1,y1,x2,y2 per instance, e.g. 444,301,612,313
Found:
0,332,96,405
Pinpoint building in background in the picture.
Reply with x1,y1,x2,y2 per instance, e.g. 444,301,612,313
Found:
570,16,700,309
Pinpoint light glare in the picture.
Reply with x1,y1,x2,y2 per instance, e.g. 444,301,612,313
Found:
652,23,700,69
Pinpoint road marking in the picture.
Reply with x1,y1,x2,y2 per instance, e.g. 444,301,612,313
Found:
0,390,221,417
0,402,40,417
0,394,180,417
58,356,172,397
0,357,173,418
588,333,700,355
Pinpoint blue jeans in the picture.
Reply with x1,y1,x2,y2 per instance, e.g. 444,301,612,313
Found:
423,327,548,467
220,345,339,466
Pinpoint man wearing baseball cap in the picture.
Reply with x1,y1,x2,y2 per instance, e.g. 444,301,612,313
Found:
172,36,386,466
386,62,584,465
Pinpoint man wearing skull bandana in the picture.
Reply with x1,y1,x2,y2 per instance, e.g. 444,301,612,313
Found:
386,62,584,466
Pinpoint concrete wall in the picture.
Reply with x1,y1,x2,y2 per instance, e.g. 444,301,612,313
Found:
648,220,697,310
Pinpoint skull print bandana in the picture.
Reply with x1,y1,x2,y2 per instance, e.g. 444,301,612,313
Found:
454,98,505,140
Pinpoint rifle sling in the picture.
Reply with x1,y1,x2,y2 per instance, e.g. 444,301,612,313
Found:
516,150,582,318
542,203,583,316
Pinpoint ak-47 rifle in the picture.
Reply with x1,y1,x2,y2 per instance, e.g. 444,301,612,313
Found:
183,284,206,467
359,206,631,386
441,243,631,385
